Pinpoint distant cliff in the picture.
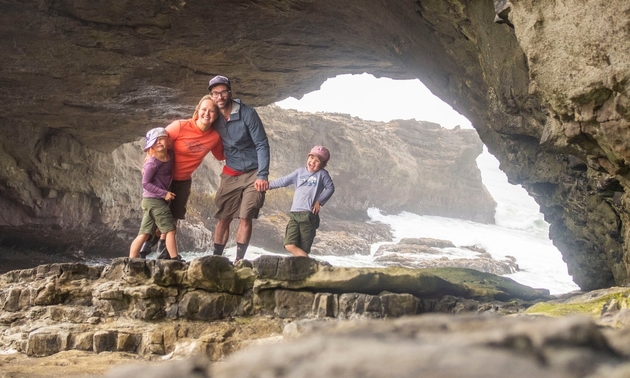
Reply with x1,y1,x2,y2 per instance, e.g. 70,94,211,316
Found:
259,106,495,222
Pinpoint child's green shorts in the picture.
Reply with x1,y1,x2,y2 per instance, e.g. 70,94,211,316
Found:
138,198,176,235
284,211,320,253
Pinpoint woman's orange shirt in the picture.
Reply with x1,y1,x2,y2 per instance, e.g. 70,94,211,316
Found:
165,119,225,181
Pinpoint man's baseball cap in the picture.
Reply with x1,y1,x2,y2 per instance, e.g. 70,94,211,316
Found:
308,146,330,163
208,75,231,91
144,127,168,151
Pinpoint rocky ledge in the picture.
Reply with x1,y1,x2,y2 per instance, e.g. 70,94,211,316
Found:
374,237,519,275
7,257,630,377
0,255,550,361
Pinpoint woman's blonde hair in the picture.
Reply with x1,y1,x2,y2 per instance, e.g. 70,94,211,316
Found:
193,95,217,119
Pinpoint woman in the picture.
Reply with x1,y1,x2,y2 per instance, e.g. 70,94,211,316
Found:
140,95,225,259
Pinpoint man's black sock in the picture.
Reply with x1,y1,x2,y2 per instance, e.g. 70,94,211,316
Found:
213,243,225,256
236,243,248,260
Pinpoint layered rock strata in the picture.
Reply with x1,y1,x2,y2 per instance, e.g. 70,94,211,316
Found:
0,256,550,360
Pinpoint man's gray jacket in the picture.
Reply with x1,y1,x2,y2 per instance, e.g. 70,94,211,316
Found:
213,99,270,180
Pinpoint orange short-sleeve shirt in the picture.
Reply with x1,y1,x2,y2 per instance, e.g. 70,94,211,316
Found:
165,119,225,181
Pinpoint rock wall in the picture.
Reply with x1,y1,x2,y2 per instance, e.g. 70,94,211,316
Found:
0,1,628,289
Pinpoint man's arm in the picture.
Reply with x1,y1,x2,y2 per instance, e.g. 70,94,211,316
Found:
244,108,270,181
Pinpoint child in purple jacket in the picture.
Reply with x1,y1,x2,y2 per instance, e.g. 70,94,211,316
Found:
268,146,335,257
129,127,183,261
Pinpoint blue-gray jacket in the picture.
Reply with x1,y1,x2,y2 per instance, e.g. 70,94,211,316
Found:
213,99,270,180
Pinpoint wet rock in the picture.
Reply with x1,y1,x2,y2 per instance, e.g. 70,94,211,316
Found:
0,257,553,366
93,331,117,354
178,291,242,321
375,239,520,275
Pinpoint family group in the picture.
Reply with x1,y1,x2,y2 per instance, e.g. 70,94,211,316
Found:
128,75,335,264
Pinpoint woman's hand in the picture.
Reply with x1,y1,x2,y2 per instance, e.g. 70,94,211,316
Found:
165,191,176,201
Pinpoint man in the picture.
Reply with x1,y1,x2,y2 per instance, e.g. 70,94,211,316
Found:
208,75,270,263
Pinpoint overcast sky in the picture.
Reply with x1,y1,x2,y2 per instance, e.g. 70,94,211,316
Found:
275,73,472,129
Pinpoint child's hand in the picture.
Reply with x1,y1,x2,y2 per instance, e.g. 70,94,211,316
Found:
312,201,321,214
165,191,176,201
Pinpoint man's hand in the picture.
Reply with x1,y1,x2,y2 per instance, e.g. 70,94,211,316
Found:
165,191,176,201
254,178,269,192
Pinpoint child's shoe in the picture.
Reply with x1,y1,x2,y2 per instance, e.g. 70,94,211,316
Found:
156,240,170,260
172,255,186,262
139,234,160,258
139,243,152,259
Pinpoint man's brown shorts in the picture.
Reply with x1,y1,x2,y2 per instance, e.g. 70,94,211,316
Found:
214,170,265,220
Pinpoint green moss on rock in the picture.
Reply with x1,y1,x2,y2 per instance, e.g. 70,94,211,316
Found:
525,289,630,317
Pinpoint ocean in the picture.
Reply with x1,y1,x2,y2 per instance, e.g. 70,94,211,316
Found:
208,147,580,296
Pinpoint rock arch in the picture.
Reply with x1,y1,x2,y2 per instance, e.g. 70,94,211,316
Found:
0,1,628,290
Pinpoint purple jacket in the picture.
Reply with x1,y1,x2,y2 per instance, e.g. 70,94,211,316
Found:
142,150,174,198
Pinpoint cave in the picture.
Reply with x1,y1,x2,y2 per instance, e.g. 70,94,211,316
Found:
0,0,628,290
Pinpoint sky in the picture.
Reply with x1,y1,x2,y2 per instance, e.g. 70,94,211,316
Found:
276,73,472,129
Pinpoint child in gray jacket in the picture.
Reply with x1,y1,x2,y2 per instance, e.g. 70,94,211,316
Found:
268,146,335,257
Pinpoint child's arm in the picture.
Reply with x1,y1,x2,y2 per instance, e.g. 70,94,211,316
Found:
142,162,168,198
312,171,335,213
268,169,299,190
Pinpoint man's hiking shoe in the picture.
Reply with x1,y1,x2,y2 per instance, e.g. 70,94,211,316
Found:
172,255,186,262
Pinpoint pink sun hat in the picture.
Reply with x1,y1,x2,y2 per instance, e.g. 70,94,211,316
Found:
308,145,330,163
